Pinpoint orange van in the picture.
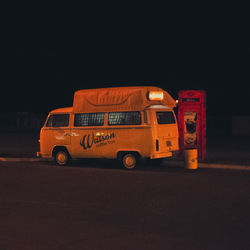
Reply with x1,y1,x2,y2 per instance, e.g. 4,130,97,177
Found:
39,86,179,169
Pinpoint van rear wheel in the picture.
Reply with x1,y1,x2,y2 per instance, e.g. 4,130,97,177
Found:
55,150,70,166
121,153,137,170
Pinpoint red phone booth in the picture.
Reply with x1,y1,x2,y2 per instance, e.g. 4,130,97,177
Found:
178,90,206,160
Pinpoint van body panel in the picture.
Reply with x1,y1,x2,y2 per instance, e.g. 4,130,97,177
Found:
40,127,71,157
40,111,72,158
146,108,179,159
70,126,152,159
40,128,54,157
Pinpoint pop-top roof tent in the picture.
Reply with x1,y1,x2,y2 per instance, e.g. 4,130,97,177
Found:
73,86,176,113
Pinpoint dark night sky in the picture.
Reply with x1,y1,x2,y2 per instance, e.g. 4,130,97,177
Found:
1,3,249,116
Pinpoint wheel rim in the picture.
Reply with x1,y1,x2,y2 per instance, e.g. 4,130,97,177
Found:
56,152,67,165
123,154,136,169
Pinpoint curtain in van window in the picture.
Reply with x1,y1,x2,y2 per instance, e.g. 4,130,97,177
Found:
74,113,105,126
108,111,141,125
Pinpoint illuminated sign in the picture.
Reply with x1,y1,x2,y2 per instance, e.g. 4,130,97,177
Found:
182,98,200,102
148,91,164,101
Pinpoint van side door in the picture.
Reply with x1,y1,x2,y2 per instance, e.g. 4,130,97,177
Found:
50,113,71,146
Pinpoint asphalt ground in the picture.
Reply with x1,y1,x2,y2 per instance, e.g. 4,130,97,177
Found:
0,161,250,250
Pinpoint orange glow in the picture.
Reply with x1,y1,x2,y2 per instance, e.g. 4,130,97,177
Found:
148,91,164,101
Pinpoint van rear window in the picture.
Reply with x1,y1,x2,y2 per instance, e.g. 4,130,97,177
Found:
156,112,176,124
108,111,141,125
46,114,69,127
74,113,105,126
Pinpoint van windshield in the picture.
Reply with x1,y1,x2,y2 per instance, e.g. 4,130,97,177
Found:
156,111,176,124
46,114,70,127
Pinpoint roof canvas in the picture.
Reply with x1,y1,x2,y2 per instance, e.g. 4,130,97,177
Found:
73,86,176,112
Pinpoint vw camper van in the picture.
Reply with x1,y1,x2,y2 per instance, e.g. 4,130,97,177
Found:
39,86,179,169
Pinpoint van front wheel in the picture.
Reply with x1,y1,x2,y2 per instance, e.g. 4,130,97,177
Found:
55,150,70,166
122,153,137,170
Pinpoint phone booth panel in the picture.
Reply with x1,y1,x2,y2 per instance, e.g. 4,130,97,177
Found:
178,90,206,160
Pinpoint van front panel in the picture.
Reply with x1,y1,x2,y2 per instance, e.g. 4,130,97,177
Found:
40,113,71,157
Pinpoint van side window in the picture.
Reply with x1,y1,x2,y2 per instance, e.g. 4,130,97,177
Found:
46,114,70,127
156,111,176,124
108,111,141,125
74,113,105,126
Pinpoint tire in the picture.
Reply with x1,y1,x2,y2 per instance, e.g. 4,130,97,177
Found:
121,153,137,170
55,150,70,166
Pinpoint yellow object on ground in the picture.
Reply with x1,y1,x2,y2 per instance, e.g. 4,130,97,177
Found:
184,149,198,170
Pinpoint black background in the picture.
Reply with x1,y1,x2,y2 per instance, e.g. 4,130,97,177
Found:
1,3,249,115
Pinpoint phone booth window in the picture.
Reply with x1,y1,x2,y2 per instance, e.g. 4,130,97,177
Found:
184,111,197,146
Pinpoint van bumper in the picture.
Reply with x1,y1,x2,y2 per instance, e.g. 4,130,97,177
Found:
150,152,172,159
37,152,51,159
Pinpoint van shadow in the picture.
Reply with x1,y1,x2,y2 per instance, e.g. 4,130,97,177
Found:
66,158,188,174
69,158,120,170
